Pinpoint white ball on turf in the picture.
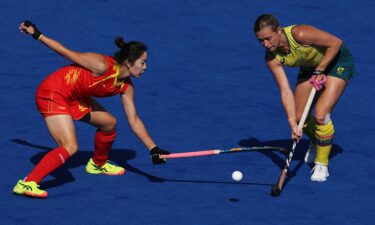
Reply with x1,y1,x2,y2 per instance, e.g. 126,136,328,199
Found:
232,171,243,181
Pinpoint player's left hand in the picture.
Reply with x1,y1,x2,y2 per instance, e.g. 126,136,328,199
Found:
150,146,170,164
310,70,327,91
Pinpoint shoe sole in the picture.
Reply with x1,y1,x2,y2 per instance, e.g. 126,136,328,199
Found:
86,170,125,175
311,174,329,182
13,191,48,199
311,178,327,182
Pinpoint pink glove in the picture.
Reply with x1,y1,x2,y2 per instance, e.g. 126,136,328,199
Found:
310,70,327,91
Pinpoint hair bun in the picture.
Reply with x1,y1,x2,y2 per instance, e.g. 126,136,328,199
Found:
115,37,126,49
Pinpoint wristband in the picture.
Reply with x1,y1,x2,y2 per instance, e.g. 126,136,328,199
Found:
313,70,324,75
23,20,43,40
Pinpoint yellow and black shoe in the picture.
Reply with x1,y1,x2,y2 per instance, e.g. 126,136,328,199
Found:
85,158,125,175
13,180,48,199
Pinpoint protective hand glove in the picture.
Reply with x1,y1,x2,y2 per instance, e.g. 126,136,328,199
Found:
23,20,43,40
150,146,170,165
309,70,327,91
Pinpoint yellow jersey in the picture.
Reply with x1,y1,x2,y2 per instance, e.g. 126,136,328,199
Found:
273,25,325,67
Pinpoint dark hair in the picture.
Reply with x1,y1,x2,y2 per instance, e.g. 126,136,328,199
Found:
253,14,279,33
114,37,147,65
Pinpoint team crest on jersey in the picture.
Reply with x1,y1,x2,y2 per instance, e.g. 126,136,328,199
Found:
65,68,80,85
336,66,345,75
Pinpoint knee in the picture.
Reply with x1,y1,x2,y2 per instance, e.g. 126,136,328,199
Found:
61,143,79,155
101,116,117,132
314,113,331,125
109,117,117,131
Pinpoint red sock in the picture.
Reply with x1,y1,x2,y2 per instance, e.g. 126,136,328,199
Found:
25,146,71,183
93,130,117,167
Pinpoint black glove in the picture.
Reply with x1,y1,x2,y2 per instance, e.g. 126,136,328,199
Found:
150,146,170,165
23,20,43,40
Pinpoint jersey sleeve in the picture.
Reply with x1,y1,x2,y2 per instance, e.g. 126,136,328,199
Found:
120,78,132,94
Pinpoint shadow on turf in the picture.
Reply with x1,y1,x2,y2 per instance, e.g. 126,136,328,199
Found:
11,139,273,188
11,137,344,191
11,139,166,189
238,137,344,190
10,139,283,188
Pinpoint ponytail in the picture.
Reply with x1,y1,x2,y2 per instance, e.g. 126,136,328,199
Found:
114,36,147,65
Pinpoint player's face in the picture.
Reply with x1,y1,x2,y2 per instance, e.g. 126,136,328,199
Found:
129,51,148,78
255,27,281,52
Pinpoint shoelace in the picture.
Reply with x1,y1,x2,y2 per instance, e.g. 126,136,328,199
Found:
20,182,33,191
92,161,116,172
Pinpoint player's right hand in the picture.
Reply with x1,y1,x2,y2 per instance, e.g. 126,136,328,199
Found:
150,146,170,165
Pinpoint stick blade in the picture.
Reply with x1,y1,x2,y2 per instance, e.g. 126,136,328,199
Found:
271,185,282,197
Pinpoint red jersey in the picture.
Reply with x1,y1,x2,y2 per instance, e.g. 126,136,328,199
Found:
35,55,131,120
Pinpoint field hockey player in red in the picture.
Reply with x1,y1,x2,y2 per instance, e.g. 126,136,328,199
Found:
13,20,169,198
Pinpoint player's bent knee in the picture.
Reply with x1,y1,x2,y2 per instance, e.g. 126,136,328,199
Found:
314,113,331,125
109,116,117,130
63,143,79,155
101,116,117,132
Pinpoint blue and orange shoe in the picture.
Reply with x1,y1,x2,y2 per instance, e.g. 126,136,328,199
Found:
86,158,125,175
13,180,48,199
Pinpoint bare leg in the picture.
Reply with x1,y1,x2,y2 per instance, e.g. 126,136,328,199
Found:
24,115,78,183
45,115,78,154
314,76,347,123
80,98,116,131
312,76,347,181
79,99,120,169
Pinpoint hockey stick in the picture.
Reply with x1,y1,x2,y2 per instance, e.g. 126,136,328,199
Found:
271,88,316,197
161,146,288,159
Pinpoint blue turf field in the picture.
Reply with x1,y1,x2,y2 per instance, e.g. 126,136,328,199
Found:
1,0,375,224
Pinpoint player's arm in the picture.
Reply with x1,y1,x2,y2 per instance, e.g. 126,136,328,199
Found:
120,85,169,164
19,20,107,76
121,85,156,149
265,52,301,139
292,25,342,72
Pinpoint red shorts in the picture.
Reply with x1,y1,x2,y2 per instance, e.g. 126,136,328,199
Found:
35,89,92,120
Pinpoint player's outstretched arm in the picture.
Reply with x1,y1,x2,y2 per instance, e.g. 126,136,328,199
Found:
19,20,107,76
120,86,169,164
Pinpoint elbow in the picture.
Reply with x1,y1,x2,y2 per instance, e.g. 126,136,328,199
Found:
336,38,343,48
280,87,293,97
93,61,108,75
128,120,136,131
128,117,140,131
280,89,293,101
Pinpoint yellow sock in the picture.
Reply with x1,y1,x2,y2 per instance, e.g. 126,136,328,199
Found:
315,120,335,166
303,115,317,143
